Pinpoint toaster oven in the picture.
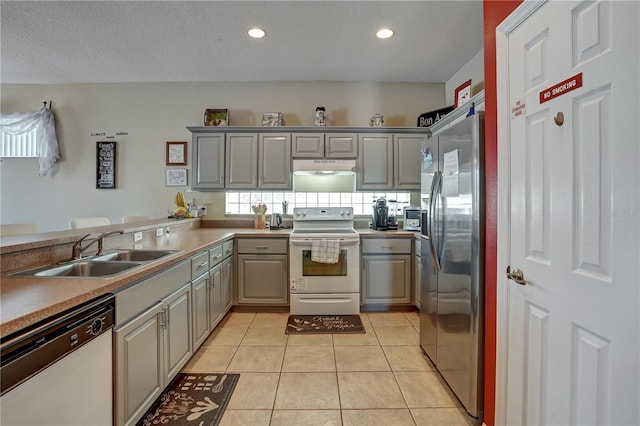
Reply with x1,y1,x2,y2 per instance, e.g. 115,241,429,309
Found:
403,206,421,230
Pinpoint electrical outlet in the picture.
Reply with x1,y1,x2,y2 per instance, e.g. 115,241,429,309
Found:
156,228,163,237
133,232,143,242
198,205,207,216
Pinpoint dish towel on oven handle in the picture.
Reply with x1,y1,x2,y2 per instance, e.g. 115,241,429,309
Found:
311,239,340,264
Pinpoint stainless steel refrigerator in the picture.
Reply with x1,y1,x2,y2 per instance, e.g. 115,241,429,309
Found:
419,112,484,420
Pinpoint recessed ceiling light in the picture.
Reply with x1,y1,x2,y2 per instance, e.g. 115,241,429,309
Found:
248,28,266,39
376,28,394,39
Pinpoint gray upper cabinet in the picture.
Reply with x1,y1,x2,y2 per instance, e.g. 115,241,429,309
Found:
225,133,258,189
292,133,324,158
188,127,427,191
357,133,394,190
259,133,291,189
191,133,225,190
394,134,424,190
292,133,357,158
325,133,357,158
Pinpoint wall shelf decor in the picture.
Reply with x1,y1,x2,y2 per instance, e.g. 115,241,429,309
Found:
204,109,229,126
454,79,472,108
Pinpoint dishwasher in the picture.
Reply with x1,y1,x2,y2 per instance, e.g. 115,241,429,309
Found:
0,294,115,425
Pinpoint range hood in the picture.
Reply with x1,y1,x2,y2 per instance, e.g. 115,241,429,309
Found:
292,159,356,192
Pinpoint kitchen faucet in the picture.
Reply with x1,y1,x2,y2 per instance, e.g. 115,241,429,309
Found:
71,230,124,260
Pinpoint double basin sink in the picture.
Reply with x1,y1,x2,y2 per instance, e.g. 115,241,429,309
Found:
10,249,179,279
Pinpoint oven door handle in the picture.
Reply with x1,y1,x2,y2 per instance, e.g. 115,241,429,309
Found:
289,239,360,247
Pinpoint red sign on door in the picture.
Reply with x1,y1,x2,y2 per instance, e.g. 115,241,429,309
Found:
539,73,583,104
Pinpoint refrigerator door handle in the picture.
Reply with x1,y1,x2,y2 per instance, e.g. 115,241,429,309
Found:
435,171,445,268
429,171,442,272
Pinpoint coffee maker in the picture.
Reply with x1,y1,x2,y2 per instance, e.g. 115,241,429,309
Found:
371,198,389,230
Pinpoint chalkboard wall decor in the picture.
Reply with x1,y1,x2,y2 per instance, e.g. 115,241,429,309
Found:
96,141,116,189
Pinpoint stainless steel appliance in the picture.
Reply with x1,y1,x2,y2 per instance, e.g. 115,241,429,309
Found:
420,112,484,420
0,294,115,425
370,198,389,230
269,213,283,229
289,207,360,315
403,206,421,231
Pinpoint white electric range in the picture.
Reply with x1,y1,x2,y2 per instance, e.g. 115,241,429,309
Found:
288,207,360,315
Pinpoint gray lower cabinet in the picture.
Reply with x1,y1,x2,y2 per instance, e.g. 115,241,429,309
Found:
236,238,288,305
209,264,223,329
192,272,210,349
221,256,233,311
192,241,233,352
361,237,412,305
114,262,192,426
414,238,422,309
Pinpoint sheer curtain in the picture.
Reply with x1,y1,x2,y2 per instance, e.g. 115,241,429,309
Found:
0,106,60,176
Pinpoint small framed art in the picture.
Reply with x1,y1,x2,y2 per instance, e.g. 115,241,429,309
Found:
166,141,187,166
204,109,229,126
166,168,187,186
454,79,472,108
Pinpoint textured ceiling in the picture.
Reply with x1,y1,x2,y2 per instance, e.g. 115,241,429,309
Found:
1,1,484,84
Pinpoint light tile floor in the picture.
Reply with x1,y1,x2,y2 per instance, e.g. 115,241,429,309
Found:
182,311,473,426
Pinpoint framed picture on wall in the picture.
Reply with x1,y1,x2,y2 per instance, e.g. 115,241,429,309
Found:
454,80,472,108
96,141,116,189
166,141,187,165
166,168,187,186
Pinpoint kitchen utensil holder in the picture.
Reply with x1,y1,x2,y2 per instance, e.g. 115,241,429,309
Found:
254,214,265,229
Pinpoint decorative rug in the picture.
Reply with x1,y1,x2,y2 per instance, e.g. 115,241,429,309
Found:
285,315,365,334
137,373,239,426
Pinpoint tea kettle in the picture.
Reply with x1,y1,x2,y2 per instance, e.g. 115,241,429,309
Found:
269,213,283,230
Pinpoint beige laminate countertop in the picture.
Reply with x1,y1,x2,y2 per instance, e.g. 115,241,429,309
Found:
0,226,419,337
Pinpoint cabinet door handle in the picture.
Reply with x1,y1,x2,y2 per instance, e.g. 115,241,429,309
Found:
198,262,208,268
160,307,168,328
214,254,222,259
255,246,268,250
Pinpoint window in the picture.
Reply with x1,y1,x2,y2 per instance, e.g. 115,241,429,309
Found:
225,191,411,216
0,106,60,176
0,127,39,157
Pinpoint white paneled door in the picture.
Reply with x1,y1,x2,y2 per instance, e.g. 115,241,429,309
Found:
499,1,639,425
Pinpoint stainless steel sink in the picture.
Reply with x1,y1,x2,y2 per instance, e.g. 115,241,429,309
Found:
10,261,142,278
92,249,179,262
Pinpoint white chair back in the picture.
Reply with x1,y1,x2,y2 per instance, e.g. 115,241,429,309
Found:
0,224,37,236
122,215,150,224
69,217,111,229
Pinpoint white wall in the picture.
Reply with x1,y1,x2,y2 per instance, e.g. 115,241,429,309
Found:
1,81,444,232
445,48,484,106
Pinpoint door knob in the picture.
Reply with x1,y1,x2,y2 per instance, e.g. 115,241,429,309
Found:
506,265,527,285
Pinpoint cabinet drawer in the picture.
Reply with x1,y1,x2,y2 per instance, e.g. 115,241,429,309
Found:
209,245,223,266
223,240,234,258
114,260,190,326
362,238,412,254
237,238,287,254
191,251,210,278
